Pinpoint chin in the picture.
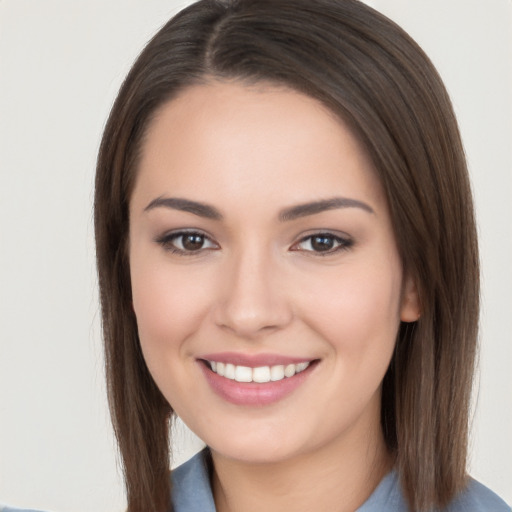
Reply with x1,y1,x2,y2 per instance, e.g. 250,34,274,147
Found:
205,430,305,465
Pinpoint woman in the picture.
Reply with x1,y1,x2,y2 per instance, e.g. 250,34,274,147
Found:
92,0,510,511
4,1,506,511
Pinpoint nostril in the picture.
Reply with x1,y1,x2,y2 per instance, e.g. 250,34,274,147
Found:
212,296,294,338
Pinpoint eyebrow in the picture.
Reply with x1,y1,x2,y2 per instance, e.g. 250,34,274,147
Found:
278,197,374,221
144,196,374,221
144,197,223,220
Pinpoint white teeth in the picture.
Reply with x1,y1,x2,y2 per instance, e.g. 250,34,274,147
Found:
284,364,296,378
225,363,235,380
208,360,311,383
270,365,285,381
296,362,309,372
234,365,252,382
253,366,271,383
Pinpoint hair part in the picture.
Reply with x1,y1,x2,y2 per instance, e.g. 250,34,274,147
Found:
95,1,479,510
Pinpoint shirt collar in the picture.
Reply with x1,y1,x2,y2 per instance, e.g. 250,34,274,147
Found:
171,448,407,512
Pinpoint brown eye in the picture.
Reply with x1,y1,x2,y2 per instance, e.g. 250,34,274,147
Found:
182,233,206,251
311,235,336,252
156,231,219,254
291,233,353,255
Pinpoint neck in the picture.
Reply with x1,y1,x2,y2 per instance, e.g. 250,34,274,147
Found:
211,417,392,512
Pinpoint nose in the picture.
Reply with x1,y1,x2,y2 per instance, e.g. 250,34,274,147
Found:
213,246,293,339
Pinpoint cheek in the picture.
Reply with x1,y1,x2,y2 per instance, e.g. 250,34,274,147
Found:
130,257,215,367
130,258,221,410
298,257,403,359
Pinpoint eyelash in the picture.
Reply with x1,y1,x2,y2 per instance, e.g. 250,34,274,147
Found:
155,230,219,255
291,233,354,255
155,230,354,256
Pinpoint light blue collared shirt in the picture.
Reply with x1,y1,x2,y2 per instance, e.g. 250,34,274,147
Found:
2,450,510,512
171,449,511,512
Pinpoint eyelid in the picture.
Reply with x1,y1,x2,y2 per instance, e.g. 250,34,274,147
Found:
155,229,220,255
154,228,353,256
289,230,354,255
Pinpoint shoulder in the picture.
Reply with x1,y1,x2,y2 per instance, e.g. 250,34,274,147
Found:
171,449,216,512
0,507,48,512
358,471,510,512
445,477,510,512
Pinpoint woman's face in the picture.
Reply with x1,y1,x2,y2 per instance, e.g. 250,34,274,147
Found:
129,82,419,464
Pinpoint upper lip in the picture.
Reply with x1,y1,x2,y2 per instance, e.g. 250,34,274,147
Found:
199,352,316,367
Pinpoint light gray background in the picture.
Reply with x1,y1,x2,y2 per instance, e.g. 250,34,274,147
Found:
0,1,510,510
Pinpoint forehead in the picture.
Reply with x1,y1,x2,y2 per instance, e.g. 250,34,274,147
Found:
133,81,385,214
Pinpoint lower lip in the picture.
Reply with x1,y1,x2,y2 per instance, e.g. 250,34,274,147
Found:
199,361,317,406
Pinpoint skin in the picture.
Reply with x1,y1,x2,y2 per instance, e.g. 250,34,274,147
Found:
129,81,420,512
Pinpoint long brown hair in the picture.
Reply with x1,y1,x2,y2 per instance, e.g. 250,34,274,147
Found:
94,1,479,510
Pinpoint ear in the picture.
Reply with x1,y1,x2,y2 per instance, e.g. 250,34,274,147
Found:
400,274,421,322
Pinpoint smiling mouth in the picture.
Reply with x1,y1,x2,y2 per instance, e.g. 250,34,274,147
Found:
198,357,319,405
203,360,315,383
